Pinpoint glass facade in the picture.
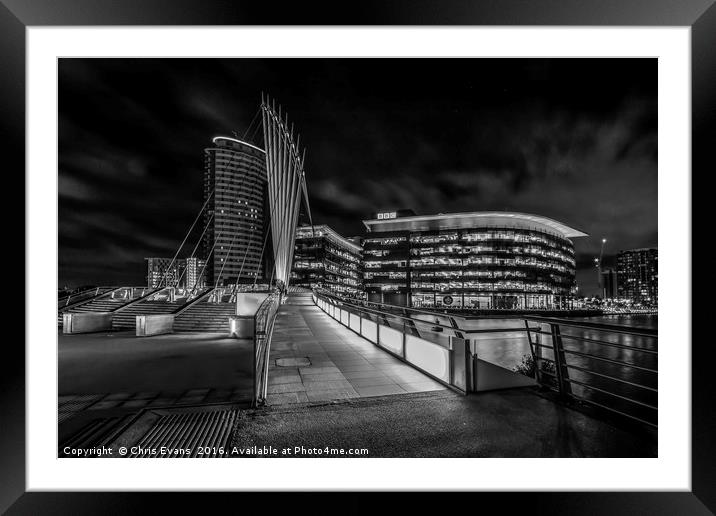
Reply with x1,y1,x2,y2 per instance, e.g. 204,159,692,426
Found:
203,137,268,286
291,225,363,296
616,248,658,305
363,215,582,309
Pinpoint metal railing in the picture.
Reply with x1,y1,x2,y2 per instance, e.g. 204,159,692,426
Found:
58,286,122,311
313,289,658,428
252,292,281,407
142,286,211,303
58,286,100,307
523,316,657,428
313,290,473,393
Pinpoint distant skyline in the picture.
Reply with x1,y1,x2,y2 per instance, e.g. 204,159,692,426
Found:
59,58,657,294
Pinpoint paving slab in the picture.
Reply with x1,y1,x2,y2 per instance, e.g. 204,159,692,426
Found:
264,299,447,406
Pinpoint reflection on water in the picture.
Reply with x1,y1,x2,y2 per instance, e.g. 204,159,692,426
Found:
458,315,657,367
568,314,658,331
457,314,658,425
382,309,658,424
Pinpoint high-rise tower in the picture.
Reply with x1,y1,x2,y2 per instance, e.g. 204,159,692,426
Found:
202,136,267,286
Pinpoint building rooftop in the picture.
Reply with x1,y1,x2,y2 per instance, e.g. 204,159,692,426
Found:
362,211,588,239
296,224,363,253
210,136,265,154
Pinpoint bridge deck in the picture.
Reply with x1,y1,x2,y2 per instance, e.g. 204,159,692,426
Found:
267,299,446,405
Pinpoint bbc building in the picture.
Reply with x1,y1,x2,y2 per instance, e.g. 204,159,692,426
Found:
362,210,587,310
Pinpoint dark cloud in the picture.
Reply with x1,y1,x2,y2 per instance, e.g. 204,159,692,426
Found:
59,58,657,294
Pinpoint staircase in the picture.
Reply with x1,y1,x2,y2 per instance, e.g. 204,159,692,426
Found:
285,289,314,306
173,302,236,333
58,287,116,310
111,301,183,330
58,292,126,328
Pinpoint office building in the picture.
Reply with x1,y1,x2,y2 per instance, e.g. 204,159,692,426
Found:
146,257,185,288
600,268,618,299
145,257,206,289
203,136,268,286
185,256,207,290
362,210,587,309
616,248,658,304
291,224,363,296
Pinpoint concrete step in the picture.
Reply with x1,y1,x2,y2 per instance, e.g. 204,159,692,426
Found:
174,303,236,333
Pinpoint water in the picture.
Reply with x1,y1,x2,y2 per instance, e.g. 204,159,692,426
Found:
456,314,658,425
381,309,657,424
568,314,658,331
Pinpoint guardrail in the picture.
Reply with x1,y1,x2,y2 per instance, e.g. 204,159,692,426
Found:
524,316,657,428
58,287,100,307
58,286,120,311
252,292,281,407
314,291,473,394
313,289,658,428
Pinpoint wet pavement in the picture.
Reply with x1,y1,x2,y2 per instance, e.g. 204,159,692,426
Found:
231,388,657,458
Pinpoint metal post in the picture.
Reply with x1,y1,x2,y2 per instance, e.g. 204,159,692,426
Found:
465,339,473,393
524,320,541,384
402,321,407,358
252,332,257,408
549,323,571,397
448,316,464,340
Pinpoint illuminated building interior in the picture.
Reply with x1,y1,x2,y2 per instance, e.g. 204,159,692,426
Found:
291,225,362,296
616,248,658,305
362,211,587,309
203,136,267,285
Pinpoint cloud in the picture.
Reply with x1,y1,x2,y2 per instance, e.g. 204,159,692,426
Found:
58,58,656,292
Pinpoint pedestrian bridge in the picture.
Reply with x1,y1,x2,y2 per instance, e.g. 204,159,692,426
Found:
265,290,446,405
278,288,658,431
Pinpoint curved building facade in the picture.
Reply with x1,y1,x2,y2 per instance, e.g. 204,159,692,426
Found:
203,137,267,286
362,211,587,310
291,224,363,296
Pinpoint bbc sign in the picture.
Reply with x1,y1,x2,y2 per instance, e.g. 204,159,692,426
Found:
377,212,397,220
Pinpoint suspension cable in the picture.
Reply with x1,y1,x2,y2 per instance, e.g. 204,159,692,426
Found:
252,225,273,288
213,230,240,291
235,227,259,289
172,211,214,288
241,107,262,141
189,230,222,297
159,190,214,288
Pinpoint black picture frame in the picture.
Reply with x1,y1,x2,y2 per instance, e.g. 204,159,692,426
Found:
4,0,714,513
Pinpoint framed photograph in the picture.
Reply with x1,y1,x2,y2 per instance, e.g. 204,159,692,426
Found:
6,0,714,512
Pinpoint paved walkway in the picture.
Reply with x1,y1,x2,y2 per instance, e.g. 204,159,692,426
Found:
266,300,446,405
58,331,254,426
232,389,657,458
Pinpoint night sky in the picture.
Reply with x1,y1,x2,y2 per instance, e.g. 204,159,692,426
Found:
58,58,657,294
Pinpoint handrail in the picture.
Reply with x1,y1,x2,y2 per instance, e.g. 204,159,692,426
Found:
315,288,658,429
58,286,98,304
58,286,124,312
317,289,463,321
111,287,162,312
171,287,216,316
252,292,280,406
524,315,657,338
313,290,471,393
317,291,459,333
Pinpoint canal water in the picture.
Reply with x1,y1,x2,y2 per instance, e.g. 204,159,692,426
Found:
452,314,658,425
384,309,658,424
458,314,656,368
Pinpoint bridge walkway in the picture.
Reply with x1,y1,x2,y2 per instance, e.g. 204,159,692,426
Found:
266,291,446,405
